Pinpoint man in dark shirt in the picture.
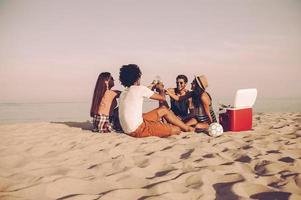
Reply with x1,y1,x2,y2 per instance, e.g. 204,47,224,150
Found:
167,75,191,120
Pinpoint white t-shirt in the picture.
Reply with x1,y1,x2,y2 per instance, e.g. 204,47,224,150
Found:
119,85,154,133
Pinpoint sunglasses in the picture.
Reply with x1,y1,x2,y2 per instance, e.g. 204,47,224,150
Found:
176,81,185,85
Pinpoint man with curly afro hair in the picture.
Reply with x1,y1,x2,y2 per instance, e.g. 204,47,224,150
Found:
118,64,194,138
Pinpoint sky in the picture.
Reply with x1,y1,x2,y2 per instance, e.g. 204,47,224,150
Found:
0,0,300,103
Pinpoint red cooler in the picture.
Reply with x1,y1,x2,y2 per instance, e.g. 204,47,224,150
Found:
219,88,257,132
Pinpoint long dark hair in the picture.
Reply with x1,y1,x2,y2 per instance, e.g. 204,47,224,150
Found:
192,78,211,108
90,72,111,117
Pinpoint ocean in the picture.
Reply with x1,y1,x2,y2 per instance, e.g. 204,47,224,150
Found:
0,98,300,124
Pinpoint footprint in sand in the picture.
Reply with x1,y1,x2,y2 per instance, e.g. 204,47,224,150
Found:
221,162,234,166
271,123,288,129
144,151,154,156
268,179,288,189
193,157,204,163
253,160,290,176
132,156,150,168
279,170,299,179
144,151,155,156
160,145,174,151
146,168,178,180
202,153,215,158
278,157,295,163
295,174,301,189
235,155,252,163
87,164,99,169
211,173,245,200
253,160,271,176
232,182,275,199
266,150,281,154
241,144,252,150
180,149,194,159
250,191,291,200
185,174,203,189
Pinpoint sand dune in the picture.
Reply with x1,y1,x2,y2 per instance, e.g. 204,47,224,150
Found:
0,112,301,200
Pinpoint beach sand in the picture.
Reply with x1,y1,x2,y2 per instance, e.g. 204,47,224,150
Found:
0,112,301,200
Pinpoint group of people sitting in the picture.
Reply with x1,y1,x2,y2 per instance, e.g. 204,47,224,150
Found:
90,64,217,138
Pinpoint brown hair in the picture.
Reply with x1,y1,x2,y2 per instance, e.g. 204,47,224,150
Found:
90,72,111,117
176,74,188,83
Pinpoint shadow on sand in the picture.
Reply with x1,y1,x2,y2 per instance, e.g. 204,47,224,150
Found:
51,121,93,131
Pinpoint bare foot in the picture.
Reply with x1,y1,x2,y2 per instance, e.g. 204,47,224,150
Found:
188,126,195,132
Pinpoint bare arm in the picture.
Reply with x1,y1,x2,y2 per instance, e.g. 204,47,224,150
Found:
166,89,193,101
158,90,169,108
201,93,213,123
150,93,166,102
151,82,169,108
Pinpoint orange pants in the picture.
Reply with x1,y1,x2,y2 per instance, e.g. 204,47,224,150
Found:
130,109,173,138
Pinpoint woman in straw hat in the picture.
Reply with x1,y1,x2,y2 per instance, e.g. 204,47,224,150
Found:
166,75,217,130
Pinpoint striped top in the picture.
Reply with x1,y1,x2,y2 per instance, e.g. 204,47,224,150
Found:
192,92,217,123
195,109,217,123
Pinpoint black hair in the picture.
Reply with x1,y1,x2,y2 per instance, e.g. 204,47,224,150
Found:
192,78,205,108
176,74,188,83
119,64,142,87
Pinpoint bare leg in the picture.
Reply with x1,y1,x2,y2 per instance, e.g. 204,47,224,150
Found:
170,125,181,135
195,123,209,129
185,118,198,126
156,107,194,132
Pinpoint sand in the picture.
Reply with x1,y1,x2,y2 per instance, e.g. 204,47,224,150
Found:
0,112,301,200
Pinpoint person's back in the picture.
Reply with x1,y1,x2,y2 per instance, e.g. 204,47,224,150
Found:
98,90,118,117
119,85,153,133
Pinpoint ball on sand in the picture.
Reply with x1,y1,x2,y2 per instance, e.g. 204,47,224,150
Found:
208,123,224,137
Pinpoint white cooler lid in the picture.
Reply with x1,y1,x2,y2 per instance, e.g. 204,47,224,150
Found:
234,88,257,108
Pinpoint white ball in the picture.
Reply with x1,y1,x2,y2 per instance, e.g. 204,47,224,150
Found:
208,123,224,137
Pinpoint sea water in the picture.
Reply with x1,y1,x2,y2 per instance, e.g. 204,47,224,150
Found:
0,98,300,124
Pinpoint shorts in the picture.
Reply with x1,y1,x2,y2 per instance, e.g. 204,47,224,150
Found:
130,109,173,138
93,114,114,133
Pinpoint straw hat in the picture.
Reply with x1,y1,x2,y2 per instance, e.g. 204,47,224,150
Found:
195,75,208,90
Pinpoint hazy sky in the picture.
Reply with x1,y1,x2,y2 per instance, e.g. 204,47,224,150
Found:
0,0,300,103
